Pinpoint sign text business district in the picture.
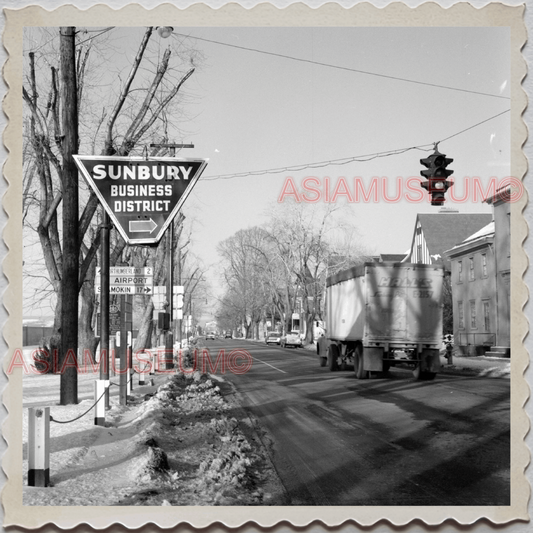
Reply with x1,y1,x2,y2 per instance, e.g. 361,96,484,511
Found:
74,156,208,245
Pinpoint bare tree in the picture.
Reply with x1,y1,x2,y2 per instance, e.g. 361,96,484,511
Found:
217,227,272,339
22,27,200,378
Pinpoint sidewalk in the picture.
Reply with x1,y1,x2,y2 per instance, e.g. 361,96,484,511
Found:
438,352,510,378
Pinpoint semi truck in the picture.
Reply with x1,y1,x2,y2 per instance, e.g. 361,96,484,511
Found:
317,262,444,381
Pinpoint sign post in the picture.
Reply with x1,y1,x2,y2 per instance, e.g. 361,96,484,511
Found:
100,211,110,408
119,295,132,406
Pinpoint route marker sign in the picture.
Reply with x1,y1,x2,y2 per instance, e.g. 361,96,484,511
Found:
74,155,208,244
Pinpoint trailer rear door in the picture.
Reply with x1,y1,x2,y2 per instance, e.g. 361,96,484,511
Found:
365,264,443,345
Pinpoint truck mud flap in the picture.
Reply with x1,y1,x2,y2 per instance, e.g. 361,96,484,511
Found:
420,348,441,373
363,347,384,372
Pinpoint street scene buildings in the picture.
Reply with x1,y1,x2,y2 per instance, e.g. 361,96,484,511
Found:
14,17,520,521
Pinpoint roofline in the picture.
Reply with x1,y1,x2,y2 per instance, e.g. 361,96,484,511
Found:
444,234,494,258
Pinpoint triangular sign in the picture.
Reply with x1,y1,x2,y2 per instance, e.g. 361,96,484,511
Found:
74,155,207,244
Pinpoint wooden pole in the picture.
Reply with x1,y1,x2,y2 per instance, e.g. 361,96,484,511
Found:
119,295,127,405
59,27,79,405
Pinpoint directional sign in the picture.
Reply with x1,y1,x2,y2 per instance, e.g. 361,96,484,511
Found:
97,285,153,295
74,155,208,245
97,267,154,276
95,269,153,288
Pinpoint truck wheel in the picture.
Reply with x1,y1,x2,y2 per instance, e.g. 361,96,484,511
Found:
354,345,368,379
328,344,339,371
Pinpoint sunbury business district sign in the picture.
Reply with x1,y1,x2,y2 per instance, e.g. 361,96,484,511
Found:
74,155,208,244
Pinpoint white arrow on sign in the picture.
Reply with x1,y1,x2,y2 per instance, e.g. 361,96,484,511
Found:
129,219,158,234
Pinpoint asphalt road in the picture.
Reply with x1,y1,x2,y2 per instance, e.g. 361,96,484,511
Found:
208,338,510,506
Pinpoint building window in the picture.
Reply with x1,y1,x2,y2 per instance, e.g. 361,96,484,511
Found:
483,300,491,332
458,301,464,329
470,300,477,329
417,244,422,264
481,253,488,277
458,261,463,283
469,257,475,281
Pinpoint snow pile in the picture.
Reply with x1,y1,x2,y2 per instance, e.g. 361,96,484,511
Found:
130,438,170,484
195,416,258,504
23,370,284,506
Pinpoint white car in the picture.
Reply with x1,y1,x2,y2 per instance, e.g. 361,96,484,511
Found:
265,332,281,345
206,332,216,340
280,331,302,348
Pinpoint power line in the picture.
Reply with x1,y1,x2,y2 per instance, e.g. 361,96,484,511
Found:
76,27,114,47
439,108,510,143
200,108,510,181
174,32,510,101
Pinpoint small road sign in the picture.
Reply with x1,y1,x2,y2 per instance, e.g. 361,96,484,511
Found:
97,285,153,295
74,155,208,245
97,266,154,276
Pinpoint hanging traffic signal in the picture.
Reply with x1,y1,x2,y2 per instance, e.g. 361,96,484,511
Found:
420,149,454,205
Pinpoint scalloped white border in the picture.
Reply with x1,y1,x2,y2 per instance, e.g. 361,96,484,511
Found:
1,2,529,529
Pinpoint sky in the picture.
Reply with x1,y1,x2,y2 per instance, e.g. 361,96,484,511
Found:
22,25,511,319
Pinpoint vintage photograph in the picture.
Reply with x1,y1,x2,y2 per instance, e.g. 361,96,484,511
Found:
2,2,528,529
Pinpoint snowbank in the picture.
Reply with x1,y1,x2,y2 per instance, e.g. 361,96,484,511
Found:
23,371,285,506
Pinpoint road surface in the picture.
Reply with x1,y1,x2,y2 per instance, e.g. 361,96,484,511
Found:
208,337,510,506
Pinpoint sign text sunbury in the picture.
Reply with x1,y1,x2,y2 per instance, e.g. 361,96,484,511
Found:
74,156,208,244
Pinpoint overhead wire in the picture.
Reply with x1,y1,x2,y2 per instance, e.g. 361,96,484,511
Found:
200,108,510,181
173,32,510,101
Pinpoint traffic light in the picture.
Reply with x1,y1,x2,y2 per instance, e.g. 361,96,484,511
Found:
420,149,454,205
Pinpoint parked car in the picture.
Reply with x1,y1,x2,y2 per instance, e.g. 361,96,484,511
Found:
265,332,281,345
224,332,232,339
206,332,216,340
280,331,302,348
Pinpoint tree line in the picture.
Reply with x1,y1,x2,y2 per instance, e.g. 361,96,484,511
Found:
215,203,372,343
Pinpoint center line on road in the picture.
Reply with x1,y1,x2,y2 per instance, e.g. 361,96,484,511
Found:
251,356,287,373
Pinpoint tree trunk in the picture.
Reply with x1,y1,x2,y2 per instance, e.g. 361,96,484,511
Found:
59,26,79,405
134,301,155,352
305,313,314,344
78,250,98,359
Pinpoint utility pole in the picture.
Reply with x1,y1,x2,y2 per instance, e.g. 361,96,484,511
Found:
150,142,193,367
59,26,79,404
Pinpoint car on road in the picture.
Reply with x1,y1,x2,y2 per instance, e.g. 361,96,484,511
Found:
280,331,302,348
224,332,232,339
206,332,216,340
265,332,281,345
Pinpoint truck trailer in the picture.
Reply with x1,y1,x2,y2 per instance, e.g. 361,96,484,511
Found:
317,262,444,381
